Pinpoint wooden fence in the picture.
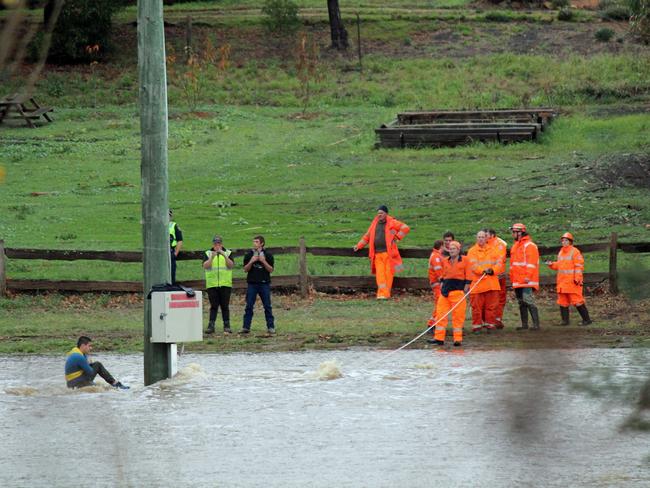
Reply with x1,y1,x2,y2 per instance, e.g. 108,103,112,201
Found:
1,233,648,297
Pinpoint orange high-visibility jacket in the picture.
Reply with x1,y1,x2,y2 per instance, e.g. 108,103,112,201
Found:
548,245,584,294
439,255,472,296
428,249,444,286
509,235,539,290
356,215,410,275
488,236,508,279
467,243,504,294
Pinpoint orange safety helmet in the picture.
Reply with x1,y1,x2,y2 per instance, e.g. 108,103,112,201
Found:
510,223,527,233
560,232,574,242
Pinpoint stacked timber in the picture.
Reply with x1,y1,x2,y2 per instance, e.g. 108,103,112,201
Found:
375,108,557,149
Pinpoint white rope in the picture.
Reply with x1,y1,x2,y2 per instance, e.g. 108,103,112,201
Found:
367,273,488,367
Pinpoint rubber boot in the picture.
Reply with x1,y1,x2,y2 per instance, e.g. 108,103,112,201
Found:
576,304,592,326
206,321,215,334
516,302,529,331
529,305,540,330
559,306,570,326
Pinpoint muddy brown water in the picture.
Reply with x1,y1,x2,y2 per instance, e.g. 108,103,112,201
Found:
1,349,649,487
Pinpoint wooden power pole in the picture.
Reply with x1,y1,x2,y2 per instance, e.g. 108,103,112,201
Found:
138,0,172,385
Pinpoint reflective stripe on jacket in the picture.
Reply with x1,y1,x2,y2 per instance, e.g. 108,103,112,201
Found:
205,249,233,288
467,243,504,294
509,235,539,290
548,245,584,294
356,215,410,275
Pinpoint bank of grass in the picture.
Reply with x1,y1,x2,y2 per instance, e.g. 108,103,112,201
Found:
2,104,650,281
0,291,648,355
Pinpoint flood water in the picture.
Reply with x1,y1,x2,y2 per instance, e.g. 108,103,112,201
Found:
1,349,650,487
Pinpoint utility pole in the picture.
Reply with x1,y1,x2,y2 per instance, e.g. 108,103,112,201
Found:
138,0,172,385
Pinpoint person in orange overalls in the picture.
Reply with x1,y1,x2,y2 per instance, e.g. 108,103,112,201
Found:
427,241,471,347
509,222,540,330
467,230,504,334
546,232,593,326
486,228,508,329
428,240,444,306
354,205,410,299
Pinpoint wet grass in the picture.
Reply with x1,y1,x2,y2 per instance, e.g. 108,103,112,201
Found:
0,291,648,355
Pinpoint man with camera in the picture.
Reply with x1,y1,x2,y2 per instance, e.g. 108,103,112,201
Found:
203,235,235,334
241,235,275,335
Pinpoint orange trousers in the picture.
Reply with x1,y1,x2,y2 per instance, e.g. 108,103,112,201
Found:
374,252,394,298
470,289,500,331
557,291,585,307
434,290,467,343
495,277,507,327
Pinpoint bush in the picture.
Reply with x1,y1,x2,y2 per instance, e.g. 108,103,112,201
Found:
46,0,129,63
262,0,300,33
600,5,632,19
552,0,570,8
595,27,616,41
557,8,575,20
484,11,513,22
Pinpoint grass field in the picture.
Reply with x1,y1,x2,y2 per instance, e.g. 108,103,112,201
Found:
1,1,649,329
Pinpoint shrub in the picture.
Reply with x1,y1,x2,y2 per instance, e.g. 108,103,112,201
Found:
552,0,570,8
595,27,616,41
262,0,300,33
600,5,631,19
484,11,513,22
47,0,129,63
558,8,575,20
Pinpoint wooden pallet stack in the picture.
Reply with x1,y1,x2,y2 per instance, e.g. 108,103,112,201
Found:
375,108,557,149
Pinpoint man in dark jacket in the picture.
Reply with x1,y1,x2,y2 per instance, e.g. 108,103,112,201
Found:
241,235,275,335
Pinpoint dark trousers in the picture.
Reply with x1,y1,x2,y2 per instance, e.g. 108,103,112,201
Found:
68,362,116,388
243,283,274,330
207,286,232,325
170,249,177,284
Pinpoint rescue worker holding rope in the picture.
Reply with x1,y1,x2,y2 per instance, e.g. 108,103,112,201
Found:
428,241,471,347
546,232,593,326
354,205,410,299
509,222,541,330
467,230,504,334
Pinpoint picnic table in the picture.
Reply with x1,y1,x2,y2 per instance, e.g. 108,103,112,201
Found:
0,93,53,128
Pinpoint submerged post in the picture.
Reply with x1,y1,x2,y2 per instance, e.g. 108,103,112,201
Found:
609,232,618,295
138,0,172,385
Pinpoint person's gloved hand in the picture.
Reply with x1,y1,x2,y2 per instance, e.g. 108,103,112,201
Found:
483,268,494,275
574,279,583,286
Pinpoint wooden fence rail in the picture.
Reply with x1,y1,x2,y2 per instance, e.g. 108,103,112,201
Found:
0,233,647,296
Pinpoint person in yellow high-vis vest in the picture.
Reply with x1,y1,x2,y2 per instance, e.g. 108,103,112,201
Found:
202,235,234,334
169,209,183,284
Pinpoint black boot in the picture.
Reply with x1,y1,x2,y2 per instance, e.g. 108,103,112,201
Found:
516,302,529,331
576,304,592,325
223,321,232,334
206,321,215,334
559,306,570,326
529,305,540,330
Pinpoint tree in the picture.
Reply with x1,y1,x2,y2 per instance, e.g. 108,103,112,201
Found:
327,0,348,50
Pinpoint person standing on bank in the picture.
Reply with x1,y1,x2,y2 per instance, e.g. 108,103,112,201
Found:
241,235,275,335
509,222,540,331
65,336,129,389
203,235,234,334
169,209,183,284
546,232,593,326
353,205,410,299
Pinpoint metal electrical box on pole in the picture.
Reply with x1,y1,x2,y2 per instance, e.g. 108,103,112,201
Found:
138,0,172,385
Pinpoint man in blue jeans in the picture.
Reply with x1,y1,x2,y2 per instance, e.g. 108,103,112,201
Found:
241,235,275,335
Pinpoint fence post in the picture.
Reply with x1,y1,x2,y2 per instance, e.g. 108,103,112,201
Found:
0,240,5,296
609,232,618,295
298,237,309,298
185,16,193,63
